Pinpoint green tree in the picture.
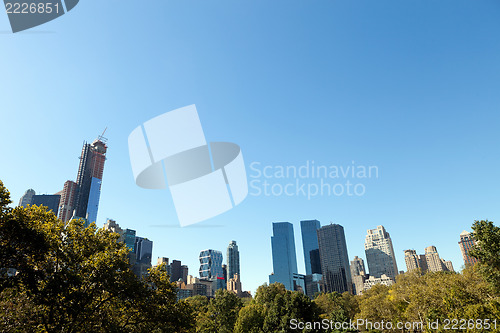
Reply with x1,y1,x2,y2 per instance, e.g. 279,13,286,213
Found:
470,220,500,293
196,289,243,333
0,180,194,332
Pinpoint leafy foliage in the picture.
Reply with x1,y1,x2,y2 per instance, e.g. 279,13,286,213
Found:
1,180,500,333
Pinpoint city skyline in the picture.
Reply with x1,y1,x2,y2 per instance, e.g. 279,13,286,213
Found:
2,0,499,294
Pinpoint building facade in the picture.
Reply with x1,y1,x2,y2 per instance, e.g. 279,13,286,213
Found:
404,249,428,273
18,189,35,207
269,222,298,291
57,136,108,225
364,225,398,281
458,230,478,265
350,256,366,277
58,180,78,223
317,224,352,294
363,274,394,290
300,219,321,275
227,240,240,281
31,194,61,215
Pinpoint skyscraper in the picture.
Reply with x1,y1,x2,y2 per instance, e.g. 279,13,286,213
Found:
300,219,321,275
350,256,366,277
404,249,428,273
227,240,240,281
199,249,225,291
269,222,298,291
73,137,107,224
133,236,153,277
135,237,153,265
58,135,108,225
424,246,453,272
31,194,61,215
458,230,478,265
317,223,352,294
364,225,398,281
18,189,35,207
58,180,78,223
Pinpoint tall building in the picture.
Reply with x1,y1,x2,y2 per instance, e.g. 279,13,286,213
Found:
58,180,78,223
103,219,150,277
227,273,243,296
58,135,108,225
199,249,225,292
156,257,189,283
133,237,153,277
364,225,398,281
459,231,478,265
404,249,428,273
350,256,366,277
269,222,298,291
135,237,153,265
227,240,240,281
300,219,321,275
31,194,61,215
305,273,322,298
309,249,322,275
18,189,35,207
19,189,61,215
424,246,454,272
317,223,352,294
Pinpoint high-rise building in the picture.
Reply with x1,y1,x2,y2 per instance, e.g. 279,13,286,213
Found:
305,273,322,298
424,246,454,272
58,180,78,223
133,237,153,277
300,219,321,276
350,256,366,277
199,249,225,292
364,225,398,281
135,237,153,265
227,240,240,281
269,222,298,291
309,249,322,275
404,249,428,273
31,194,61,215
73,138,108,225
227,273,243,296
442,259,454,272
317,224,352,294
18,189,35,207
58,135,108,225
459,231,478,266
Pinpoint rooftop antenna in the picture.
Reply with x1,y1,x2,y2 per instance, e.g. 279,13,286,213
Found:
98,127,108,143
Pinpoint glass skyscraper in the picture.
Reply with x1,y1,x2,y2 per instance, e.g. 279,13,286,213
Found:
31,194,61,216
300,219,321,275
199,249,224,279
269,222,298,291
226,240,240,281
317,223,352,294
199,249,225,291
58,135,108,226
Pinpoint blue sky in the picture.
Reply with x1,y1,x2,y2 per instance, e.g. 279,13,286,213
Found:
1,0,499,293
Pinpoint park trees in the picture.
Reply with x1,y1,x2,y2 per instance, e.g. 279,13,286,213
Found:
0,180,193,332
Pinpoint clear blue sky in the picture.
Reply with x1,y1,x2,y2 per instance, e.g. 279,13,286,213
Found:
1,0,499,294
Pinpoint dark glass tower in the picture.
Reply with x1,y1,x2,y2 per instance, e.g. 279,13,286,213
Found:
73,137,108,224
269,222,298,290
300,219,321,275
227,240,240,281
317,223,352,294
